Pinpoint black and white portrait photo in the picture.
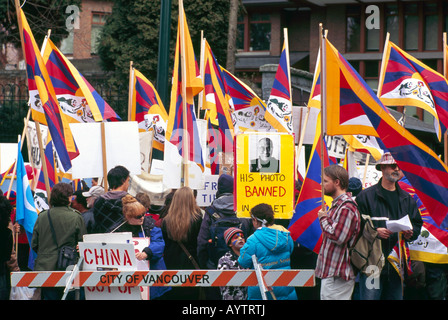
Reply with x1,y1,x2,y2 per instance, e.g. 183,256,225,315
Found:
249,135,280,173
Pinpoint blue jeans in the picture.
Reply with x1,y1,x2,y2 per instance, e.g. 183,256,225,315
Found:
358,270,403,300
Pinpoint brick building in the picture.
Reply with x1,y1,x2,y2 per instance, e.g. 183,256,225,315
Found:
1,0,445,149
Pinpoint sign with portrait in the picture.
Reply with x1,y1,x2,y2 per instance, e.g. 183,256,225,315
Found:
235,132,295,219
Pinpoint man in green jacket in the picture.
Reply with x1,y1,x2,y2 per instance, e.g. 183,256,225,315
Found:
31,182,86,300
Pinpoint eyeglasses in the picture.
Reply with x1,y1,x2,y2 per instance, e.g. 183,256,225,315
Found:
133,214,145,219
386,164,400,170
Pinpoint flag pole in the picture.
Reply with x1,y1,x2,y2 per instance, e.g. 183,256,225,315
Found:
377,32,389,99
319,23,326,210
101,122,109,191
367,31,390,180
296,105,310,174
128,61,134,121
13,1,52,199
179,0,190,187
198,31,205,118
39,30,54,195
443,32,447,166
35,122,51,200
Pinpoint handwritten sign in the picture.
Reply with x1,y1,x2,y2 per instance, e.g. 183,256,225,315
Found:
196,175,219,207
235,132,295,219
79,239,140,300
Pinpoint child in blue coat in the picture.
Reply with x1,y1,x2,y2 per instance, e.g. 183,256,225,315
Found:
238,203,297,300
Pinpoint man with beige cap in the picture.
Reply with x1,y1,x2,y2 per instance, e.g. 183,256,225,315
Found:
81,185,105,233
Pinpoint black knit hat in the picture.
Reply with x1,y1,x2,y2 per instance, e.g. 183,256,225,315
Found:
216,174,234,198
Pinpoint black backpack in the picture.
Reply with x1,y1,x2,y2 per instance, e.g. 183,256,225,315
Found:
206,208,243,269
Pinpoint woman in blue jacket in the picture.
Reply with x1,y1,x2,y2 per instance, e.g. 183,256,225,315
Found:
238,203,297,300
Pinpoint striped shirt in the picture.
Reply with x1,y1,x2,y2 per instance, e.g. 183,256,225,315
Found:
315,193,360,281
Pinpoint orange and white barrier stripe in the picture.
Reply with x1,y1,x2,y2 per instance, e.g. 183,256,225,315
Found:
11,269,315,288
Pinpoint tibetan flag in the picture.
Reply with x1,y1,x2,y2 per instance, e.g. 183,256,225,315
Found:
15,139,38,248
202,40,234,153
288,112,332,253
206,119,220,175
72,179,87,192
221,68,274,133
166,3,204,171
324,38,391,137
343,134,385,161
307,50,321,109
311,47,386,162
265,40,293,133
131,68,168,151
35,138,57,191
379,41,448,141
388,233,413,281
324,36,448,229
399,177,448,263
20,8,78,171
40,37,120,123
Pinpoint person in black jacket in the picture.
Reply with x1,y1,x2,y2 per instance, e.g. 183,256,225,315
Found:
92,166,130,233
197,174,253,270
355,152,422,300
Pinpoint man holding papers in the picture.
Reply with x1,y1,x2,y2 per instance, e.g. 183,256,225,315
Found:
356,152,423,300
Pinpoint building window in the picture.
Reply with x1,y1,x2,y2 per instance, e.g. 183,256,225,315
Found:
385,4,399,45
346,2,442,53
91,12,109,54
346,5,361,52
237,12,271,52
250,14,271,51
236,15,245,51
364,60,379,91
424,3,438,50
60,30,74,55
345,2,443,124
404,4,418,51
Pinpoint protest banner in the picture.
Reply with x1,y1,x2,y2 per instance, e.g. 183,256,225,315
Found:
79,232,141,300
0,143,18,174
235,132,295,219
195,174,219,207
69,122,141,179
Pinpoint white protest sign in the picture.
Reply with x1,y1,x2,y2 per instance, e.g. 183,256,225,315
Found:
133,237,150,300
293,106,320,145
196,175,219,207
79,242,137,271
0,143,17,173
25,121,48,170
79,240,140,300
358,165,381,189
83,232,132,244
70,122,141,179
139,131,154,173
325,135,348,159
162,140,182,189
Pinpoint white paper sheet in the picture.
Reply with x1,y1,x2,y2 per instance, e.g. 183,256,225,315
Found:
386,215,413,233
